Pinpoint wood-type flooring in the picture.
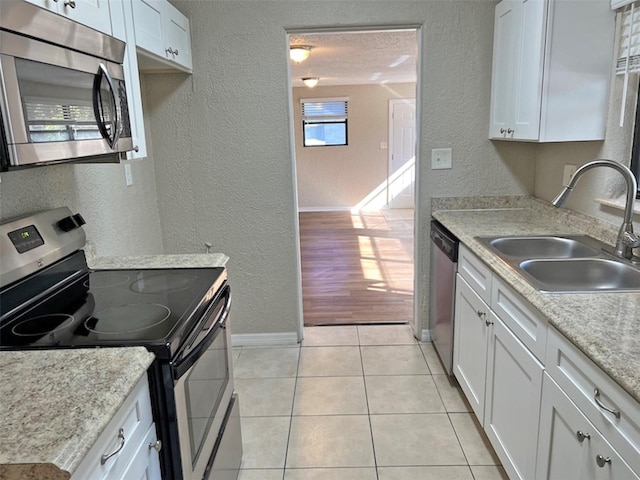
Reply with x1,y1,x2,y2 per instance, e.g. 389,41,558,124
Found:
299,209,414,326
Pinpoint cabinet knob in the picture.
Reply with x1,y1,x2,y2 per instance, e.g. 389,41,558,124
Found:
596,455,612,468
476,310,486,318
149,440,162,452
64,0,76,8
173,49,179,56
507,128,514,134
500,128,506,134
133,145,140,153
485,318,494,327
576,431,591,443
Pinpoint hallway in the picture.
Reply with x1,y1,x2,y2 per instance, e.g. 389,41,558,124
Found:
299,210,414,326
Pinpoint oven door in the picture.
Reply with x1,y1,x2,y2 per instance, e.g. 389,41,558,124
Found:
0,30,133,168
173,285,233,480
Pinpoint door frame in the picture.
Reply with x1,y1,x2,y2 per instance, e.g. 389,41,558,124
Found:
285,25,424,341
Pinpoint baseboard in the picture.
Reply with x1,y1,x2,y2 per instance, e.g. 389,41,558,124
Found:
231,332,299,347
421,329,431,342
298,206,353,212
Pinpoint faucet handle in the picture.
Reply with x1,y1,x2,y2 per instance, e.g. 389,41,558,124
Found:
622,231,640,248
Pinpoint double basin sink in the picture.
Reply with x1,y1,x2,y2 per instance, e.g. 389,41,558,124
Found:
476,235,640,293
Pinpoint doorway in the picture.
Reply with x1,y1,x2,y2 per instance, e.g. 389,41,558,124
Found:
287,28,420,330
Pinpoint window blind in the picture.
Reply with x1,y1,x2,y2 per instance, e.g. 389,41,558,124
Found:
617,2,640,74
301,98,348,120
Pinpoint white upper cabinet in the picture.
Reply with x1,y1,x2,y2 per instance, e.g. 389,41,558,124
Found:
131,0,193,72
489,0,615,142
23,0,113,36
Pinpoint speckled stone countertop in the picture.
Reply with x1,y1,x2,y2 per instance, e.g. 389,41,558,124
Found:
87,253,229,270
432,196,640,404
0,348,155,479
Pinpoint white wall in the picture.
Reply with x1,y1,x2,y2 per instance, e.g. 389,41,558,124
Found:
293,83,416,210
146,0,535,338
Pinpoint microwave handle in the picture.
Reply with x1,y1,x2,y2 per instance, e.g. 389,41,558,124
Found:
92,63,121,149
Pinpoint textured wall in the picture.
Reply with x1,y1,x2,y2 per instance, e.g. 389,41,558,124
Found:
534,71,640,231
146,0,534,338
293,83,416,210
0,158,164,256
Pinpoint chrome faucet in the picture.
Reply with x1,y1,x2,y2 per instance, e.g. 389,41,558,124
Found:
552,159,640,261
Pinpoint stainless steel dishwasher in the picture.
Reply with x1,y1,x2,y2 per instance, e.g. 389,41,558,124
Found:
429,219,459,375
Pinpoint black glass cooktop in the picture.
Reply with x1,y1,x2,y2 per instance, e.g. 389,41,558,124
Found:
0,252,225,359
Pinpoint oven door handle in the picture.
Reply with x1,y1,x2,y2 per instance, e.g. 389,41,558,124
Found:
172,287,231,380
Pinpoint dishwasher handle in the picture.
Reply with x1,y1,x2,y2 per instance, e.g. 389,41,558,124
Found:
431,220,459,262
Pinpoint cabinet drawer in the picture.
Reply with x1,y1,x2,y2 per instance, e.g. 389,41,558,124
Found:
458,245,492,304
491,275,547,362
120,424,162,480
71,373,154,480
545,327,640,474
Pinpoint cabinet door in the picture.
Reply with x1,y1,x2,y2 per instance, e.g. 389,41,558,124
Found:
119,424,162,480
484,316,543,480
163,2,192,71
489,0,519,139
453,275,491,422
489,0,546,141
132,0,165,57
63,0,113,35
536,374,640,480
23,0,112,35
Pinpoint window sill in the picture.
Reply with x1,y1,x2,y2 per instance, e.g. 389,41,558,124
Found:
595,197,640,216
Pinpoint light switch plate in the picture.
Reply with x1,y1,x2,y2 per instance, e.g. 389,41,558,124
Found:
380,141,388,150
431,148,452,170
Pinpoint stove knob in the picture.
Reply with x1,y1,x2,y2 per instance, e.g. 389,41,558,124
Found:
57,214,86,232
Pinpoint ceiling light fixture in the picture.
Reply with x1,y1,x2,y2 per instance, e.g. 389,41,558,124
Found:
302,77,319,88
290,45,312,62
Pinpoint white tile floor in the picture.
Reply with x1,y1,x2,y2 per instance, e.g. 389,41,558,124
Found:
233,325,509,480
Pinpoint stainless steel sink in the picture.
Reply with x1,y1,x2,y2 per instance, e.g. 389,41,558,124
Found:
475,234,640,293
484,236,600,259
519,258,640,292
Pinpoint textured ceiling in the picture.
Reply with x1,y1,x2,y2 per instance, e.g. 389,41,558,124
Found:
289,30,418,88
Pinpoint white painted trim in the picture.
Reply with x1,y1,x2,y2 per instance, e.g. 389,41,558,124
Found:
412,25,423,340
298,206,353,212
421,329,431,343
231,332,300,347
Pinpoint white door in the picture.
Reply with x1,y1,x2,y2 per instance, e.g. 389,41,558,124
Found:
388,99,416,209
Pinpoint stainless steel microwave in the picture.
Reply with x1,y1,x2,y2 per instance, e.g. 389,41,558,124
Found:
0,1,134,170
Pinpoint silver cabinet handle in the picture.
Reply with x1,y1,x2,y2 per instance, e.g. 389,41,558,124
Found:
173,49,179,56
101,428,125,465
507,128,514,134
133,145,140,152
165,48,174,55
594,388,621,418
64,0,76,7
476,310,485,318
485,317,493,326
500,128,506,134
576,431,591,443
596,455,612,467
149,440,162,452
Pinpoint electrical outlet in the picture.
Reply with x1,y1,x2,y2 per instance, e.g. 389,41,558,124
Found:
563,164,577,185
431,148,452,170
380,141,388,150
124,164,133,186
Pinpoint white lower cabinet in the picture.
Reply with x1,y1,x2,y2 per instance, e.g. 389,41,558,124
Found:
70,373,160,480
452,243,640,480
453,274,492,422
536,374,639,480
485,316,543,480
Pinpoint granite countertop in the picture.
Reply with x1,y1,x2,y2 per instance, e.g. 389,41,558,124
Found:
432,197,640,404
0,348,155,480
87,253,229,270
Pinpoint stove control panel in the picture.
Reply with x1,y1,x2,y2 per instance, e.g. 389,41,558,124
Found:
0,207,86,289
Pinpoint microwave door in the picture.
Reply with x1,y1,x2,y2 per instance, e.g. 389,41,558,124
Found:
93,63,121,149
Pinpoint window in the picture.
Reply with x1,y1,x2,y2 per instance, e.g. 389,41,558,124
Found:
301,98,348,147
631,77,640,198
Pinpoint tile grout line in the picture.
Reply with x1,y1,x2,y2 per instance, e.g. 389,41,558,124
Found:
280,344,302,480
